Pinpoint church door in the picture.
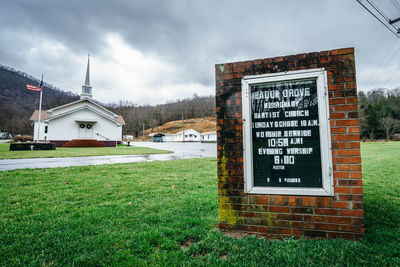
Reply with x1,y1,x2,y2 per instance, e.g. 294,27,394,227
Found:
78,123,94,138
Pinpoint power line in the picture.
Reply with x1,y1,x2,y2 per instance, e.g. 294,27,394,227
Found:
356,0,400,38
366,0,400,33
365,38,399,89
381,44,400,89
391,0,400,13
356,0,400,90
382,65,400,89
366,0,390,21
368,40,400,89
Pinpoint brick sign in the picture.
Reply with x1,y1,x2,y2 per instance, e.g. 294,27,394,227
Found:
216,48,364,240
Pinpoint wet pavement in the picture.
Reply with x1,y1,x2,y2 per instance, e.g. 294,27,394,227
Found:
0,142,216,171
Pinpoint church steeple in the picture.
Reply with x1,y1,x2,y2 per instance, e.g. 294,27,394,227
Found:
80,55,93,99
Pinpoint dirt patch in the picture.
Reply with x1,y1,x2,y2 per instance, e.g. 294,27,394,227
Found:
145,116,216,135
221,230,248,239
180,239,195,250
219,254,228,260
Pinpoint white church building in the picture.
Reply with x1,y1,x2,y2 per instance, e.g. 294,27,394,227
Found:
30,57,125,147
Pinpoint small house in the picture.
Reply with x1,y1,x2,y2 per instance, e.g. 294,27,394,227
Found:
173,129,200,142
200,131,216,142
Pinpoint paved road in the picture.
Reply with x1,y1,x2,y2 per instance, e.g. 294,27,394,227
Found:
0,142,216,171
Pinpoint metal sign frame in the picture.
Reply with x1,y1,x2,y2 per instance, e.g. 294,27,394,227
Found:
242,68,333,196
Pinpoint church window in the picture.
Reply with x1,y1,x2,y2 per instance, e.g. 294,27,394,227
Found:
80,124,85,128
87,124,92,129
45,126,48,134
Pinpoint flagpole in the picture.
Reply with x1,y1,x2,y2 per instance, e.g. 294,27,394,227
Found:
37,74,43,142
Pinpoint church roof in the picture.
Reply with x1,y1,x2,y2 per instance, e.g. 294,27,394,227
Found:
30,110,50,121
115,115,126,125
30,107,125,125
48,98,116,117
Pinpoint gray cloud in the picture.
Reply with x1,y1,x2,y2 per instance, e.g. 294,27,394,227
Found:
1,0,399,103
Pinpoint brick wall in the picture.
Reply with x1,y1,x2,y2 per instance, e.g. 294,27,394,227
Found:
216,48,364,240
51,139,117,147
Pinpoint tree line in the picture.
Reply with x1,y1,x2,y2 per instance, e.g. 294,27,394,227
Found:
359,88,400,140
107,94,216,137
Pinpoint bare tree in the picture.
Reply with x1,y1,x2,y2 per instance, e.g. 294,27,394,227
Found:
380,117,399,140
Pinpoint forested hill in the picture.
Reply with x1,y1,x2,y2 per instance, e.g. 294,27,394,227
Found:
0,65,79,134
107,94,216,137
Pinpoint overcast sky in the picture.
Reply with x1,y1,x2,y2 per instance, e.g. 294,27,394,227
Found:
1,0,400,105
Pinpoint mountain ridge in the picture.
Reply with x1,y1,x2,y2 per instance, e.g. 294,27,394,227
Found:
0,65,80,134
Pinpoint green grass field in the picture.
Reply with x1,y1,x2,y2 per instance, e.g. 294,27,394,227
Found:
0,142,399,265
0,143,171,159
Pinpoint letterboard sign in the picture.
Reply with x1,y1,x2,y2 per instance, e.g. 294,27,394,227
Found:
242,69,333,196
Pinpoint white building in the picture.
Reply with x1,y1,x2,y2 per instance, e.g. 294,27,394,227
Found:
30,56,125,147
123,135,134,141
172,129,201,142
200,131,217,142
151,129,215,142
0,131,12,139
162,134,175,142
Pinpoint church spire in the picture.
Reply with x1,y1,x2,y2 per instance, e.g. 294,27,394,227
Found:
85,54,90,86
80,54,93,99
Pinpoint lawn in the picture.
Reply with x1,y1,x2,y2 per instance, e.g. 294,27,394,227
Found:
0,143,171,159
0,143,399,265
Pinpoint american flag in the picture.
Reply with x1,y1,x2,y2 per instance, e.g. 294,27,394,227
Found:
26,83,42,92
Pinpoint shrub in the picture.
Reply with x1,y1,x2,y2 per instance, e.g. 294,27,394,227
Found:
12,135,33,142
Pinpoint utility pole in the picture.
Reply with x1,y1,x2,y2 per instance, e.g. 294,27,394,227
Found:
389,17,400,25
37,74,43,142
143,123,145,141
389,17,400,33
182,114,185,143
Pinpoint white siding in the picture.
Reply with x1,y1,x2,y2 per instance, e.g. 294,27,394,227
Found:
174,129,200,142
200,131,217,142
163,134,175,142
47,108,121,141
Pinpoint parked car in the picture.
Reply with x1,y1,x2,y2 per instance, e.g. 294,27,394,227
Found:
152,133,164,142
